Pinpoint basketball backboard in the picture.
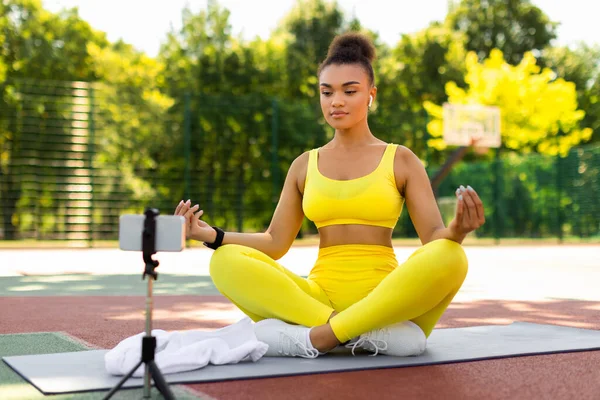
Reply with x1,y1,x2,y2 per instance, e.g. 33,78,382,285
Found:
442,103,501,149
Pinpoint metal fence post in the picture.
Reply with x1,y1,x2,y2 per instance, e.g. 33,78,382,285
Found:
494,147,503,244
237,130,245,233
423,108,430,170
183,92,192,202
271,97,279,206
555,154,564,242
88,85,95,247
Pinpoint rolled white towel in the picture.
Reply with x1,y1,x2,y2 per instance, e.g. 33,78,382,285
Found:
105,317,268,377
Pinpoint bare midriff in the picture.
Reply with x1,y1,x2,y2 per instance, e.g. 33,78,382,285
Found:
318,224,393,248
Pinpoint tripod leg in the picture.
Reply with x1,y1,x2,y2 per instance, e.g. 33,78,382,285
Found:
102,360,144,400
149,361,176,400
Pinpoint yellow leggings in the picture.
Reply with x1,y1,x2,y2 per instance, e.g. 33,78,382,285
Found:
209,239,468,343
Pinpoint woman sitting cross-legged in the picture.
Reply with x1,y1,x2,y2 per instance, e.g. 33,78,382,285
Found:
175,32,485,358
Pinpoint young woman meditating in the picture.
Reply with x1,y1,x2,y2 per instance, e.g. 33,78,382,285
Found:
175,32,485,358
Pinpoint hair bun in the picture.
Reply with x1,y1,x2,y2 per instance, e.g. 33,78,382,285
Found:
327,32,376,64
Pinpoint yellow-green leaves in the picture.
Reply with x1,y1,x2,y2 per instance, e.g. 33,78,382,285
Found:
425,49,593,156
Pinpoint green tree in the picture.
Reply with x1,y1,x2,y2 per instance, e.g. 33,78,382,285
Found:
274,0,345,99
424,49,593,156
0,0,107,239
371,22,467,163
86,41,175,236
447,0,558,65
541,43,600,143
158,1,287,229
167,1,225,91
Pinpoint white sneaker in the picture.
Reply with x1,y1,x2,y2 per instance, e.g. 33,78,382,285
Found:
346,321,427,357
253,319,320,358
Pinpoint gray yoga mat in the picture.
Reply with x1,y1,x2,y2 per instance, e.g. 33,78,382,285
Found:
4,322,600,395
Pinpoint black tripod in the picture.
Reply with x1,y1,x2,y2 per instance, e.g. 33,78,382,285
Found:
104,208,176,400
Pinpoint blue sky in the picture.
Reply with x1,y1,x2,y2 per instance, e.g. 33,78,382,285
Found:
43,0,598,57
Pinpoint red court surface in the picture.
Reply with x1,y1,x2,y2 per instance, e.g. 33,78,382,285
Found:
3,295,600,400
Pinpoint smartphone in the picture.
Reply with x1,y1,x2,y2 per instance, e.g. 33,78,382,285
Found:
119,214,186,252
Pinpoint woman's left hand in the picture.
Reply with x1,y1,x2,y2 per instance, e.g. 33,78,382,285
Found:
448,185,485,238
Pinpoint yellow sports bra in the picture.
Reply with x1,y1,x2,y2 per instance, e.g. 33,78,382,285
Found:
302,143,404,229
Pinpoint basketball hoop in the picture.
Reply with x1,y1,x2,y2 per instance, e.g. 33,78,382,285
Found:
442,103,501,152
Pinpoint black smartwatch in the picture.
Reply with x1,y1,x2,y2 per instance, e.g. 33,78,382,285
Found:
203,226,225,250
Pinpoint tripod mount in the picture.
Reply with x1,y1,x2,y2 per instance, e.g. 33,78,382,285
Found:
104,208,176,400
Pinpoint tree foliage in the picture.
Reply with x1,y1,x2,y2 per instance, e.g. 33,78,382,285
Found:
0,0,106,239
274,0,345,99
87,41,175,214
424,49,593,156
0,0,598,240
541,43,600,143
373,23,467,162
447,0,557,65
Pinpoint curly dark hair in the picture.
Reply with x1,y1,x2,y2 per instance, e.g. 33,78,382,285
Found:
317,32,376,86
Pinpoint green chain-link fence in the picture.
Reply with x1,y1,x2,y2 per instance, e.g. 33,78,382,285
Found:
1,79,598,245
434,147,600,241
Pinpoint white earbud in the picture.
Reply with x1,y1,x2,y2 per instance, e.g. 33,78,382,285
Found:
368,95,373,107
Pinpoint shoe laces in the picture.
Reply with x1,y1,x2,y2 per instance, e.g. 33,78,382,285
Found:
278,329,319,359
346,328,389,356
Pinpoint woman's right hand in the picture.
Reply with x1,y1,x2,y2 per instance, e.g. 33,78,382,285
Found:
174,200,216,243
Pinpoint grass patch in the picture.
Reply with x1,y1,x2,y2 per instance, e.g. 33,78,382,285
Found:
0,332,201,399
